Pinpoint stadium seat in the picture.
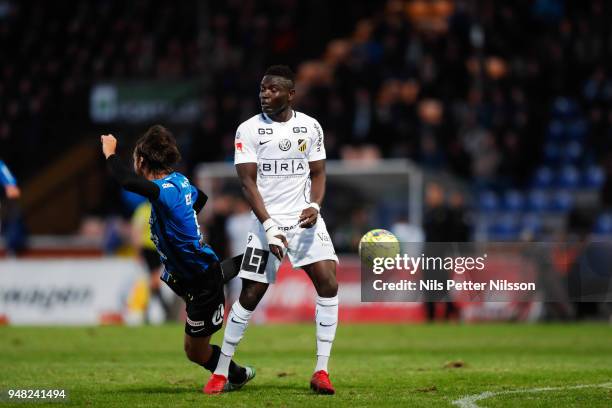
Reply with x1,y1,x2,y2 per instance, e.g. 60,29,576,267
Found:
521,214,542,235
550,190,573,213
593,213,612,235
488,215,520,241
565,119,588,141
532,166,554,188
582,165,605,189
560,141,582,164
503,190,525,212
552,97,578,119
543,142,560,164
478,191,499,213
556,165,580,189
526,190,550,212
546,120,565,141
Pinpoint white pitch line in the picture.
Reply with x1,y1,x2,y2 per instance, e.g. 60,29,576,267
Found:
452,382,612,408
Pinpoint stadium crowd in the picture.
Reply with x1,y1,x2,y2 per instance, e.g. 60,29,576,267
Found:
0,0,611,247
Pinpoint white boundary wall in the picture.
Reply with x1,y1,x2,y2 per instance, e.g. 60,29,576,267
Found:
0,258,145,325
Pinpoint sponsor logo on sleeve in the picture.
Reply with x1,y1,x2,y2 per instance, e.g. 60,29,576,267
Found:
313,122,322,152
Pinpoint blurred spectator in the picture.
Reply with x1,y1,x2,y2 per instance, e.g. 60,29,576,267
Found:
224,195,252,305
3,0,612,250
422,182,458,322
447,191,470,241
0,158,27,254
0,159,20,199
204,194,233,260
334,207,372,253
0,160,21,200
391,215,424,259
131,201,170,323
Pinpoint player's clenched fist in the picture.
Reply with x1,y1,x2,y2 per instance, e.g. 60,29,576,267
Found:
263,219,288,260
101,134,117,158
299,206,319,228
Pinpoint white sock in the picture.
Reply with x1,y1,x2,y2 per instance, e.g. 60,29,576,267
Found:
214,301,252,377
215,352,232,378
315,355,329,373
315,295,338,373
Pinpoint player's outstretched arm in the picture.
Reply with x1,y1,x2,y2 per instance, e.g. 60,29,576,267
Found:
101,134,160,200
236,162,288,260
299,159,326,228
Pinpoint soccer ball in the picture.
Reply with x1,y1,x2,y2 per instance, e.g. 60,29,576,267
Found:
359,229,401,265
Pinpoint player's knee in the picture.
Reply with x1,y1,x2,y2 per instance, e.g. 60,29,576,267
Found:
184,341,199,363
239,292,260,310
239,285,267,310
317,275,338,298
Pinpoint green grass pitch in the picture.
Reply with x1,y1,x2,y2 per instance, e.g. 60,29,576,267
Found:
1,323,611,407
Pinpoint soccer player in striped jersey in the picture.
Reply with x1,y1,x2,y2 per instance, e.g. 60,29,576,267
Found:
101,125,254,393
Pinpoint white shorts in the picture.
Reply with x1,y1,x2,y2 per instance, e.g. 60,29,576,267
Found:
238,214,339,284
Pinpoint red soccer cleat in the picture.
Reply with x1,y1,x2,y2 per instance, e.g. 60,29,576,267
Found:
203,374,228,395
310,370,335,395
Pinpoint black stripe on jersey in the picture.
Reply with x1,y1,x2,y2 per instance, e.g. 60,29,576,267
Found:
152,203,193,278
152,201,215,289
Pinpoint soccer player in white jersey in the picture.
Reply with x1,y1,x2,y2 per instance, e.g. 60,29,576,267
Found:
204,65,339,395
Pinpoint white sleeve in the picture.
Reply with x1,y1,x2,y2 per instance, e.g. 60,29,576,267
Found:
308,119,326,162
234,123,258,164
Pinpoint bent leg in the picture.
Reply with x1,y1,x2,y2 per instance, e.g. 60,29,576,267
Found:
184,333,247,384
184,333,214,366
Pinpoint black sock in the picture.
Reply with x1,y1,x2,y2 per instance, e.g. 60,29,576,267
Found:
228,360,247,384
202,345,247,383
202,344,221,371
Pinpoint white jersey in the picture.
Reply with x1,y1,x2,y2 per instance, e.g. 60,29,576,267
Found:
234,110,326,216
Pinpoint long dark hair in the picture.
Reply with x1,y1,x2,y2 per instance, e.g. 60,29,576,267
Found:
133,125,181,174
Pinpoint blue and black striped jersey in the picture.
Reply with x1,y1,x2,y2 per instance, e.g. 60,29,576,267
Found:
149,172,219,285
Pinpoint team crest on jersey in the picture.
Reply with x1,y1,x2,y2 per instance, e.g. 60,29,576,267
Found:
297,139,307,153
279,138,291,151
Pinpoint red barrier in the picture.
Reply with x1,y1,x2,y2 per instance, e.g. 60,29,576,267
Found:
261,256,424,323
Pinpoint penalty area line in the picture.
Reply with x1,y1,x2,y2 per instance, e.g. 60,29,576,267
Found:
452,382,612,408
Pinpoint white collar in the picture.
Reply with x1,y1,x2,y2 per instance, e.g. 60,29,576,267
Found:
261,110,295,123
